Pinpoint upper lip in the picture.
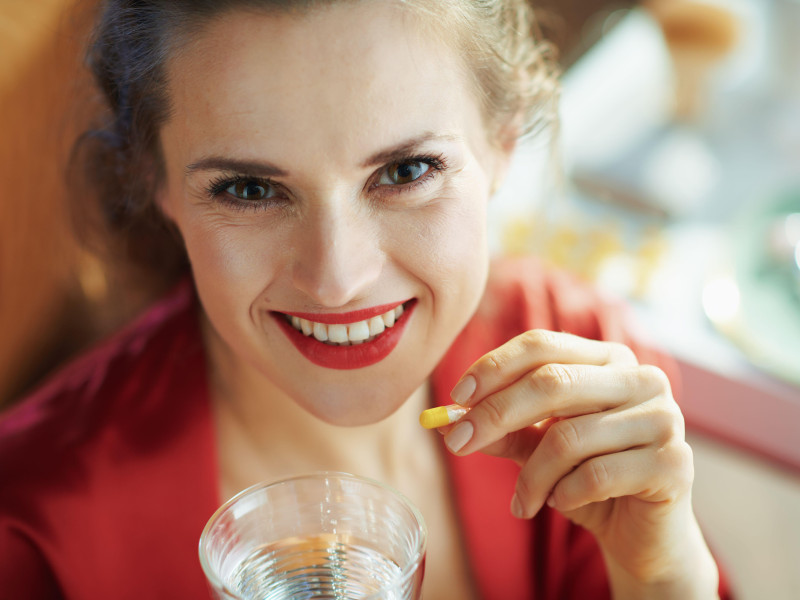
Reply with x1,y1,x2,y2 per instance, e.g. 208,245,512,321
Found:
276,299,412,325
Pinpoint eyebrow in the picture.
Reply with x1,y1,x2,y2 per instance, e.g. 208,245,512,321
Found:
360,132,461,167
184,132,461,177
185,157,288,177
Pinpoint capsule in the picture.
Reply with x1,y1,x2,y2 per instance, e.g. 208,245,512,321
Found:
419,404,469,429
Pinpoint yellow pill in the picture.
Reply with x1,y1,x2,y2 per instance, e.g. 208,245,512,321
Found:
419,405,468,429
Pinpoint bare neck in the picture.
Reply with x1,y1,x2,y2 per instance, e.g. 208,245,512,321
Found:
202,319,435,499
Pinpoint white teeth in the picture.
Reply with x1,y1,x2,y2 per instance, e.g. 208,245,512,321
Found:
300,319,313,336
368,316,385,336
287,302,408,344
348,321,370,342
312,322,328,342
328,324,348,343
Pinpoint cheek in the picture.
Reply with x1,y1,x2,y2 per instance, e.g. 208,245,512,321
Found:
389,181,490,296
426,208,486,277
181,216,283,309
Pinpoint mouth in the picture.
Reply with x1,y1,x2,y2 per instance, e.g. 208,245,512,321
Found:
271,300,416,369
281,300,411,346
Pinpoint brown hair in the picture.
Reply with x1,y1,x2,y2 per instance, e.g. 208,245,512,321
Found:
72,0,559,281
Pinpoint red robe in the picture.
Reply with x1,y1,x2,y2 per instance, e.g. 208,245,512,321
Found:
0,258,731,599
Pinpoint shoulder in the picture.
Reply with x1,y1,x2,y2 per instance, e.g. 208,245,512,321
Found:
0,279,213,594
0,278,204,504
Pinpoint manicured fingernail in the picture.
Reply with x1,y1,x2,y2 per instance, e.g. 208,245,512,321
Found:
511,493,524,519
450,375,476,406
445,421,473,453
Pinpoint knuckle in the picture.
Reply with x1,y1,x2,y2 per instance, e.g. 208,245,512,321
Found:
607,342,638,365
672,407,686,439
668,405,686,440
673,441,694,472
658,442,695,492
547,419,582,458
637,364,671,394
584,459,611,495
479,396,508,430
520,329,554,353
529,363,575,399
550,483,567,508
482,353,506,378
650,401,685,443
514,474,534,505
656,441,692,473
680,442,695,477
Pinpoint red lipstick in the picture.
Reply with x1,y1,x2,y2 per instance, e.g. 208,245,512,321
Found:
273,300,416,370
282,300,406,325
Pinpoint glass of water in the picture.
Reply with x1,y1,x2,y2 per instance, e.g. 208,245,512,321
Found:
199,472,427,600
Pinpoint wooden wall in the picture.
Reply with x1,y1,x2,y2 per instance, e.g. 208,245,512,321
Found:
0,1,100,406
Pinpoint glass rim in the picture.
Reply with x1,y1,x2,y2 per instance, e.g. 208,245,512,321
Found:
198,471,428,599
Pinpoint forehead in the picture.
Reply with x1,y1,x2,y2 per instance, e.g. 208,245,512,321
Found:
163,2,487,165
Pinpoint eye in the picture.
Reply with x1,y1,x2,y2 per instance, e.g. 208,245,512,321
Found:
225,179,275,200
379,161,431,185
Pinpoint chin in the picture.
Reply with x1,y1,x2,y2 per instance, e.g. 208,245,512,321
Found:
294,384,415,427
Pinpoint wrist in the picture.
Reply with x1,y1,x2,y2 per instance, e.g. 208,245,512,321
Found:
603,555,719,600
601,506,720,600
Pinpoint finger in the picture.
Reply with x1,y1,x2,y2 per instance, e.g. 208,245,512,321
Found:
477,417,558,466
509,397,682,517
445,364,670,456
450,330,638,407
547,442,694,514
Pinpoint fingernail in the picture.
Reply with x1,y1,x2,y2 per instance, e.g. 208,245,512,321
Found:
510,493,525,519
450,375,476,406
445,421,473,453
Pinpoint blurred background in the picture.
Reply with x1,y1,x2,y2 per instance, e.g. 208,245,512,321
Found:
1,0,799,597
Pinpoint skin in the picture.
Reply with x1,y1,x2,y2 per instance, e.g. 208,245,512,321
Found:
155,2,719,598
159,4,497,597
159,3,496,428
439,332,720,598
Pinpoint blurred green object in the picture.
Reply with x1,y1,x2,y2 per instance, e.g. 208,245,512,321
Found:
711,187,800,386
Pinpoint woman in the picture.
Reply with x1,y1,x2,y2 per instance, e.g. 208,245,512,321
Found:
0,0,730,598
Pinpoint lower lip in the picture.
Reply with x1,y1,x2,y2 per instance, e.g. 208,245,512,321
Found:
272,301,416,370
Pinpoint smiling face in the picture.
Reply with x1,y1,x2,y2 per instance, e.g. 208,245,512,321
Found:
157,2,513,425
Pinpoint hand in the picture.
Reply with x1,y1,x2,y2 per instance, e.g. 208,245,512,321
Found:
441,330,719,598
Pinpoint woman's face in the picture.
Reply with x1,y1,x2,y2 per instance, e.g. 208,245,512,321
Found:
158,2,513,425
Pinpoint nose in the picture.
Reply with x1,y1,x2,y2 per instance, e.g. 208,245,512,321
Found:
290,197,384,307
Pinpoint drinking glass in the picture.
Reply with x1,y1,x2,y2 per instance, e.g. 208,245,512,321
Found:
199,472,427,600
